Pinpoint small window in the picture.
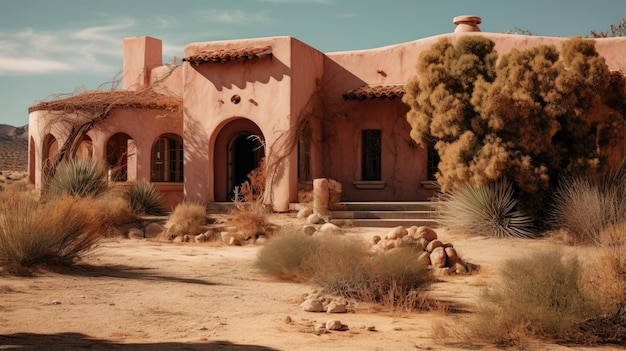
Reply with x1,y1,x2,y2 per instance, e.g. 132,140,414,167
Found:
151,134,183,182
362,129,381,181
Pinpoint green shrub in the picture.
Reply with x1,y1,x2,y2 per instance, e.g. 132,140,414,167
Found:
436,179,535,238
126,182,165,216
163,201,207,239
47,158,108,199
256,231,433,310
465,249,620,345
0,192,103,272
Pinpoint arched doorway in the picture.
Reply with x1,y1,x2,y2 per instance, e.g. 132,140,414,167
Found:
214,119,264,202
107,133,132,182
42,134,58,178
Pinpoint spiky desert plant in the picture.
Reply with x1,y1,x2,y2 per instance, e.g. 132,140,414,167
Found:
126,182,165,216
436,179,535,238
0,192,103,272
47,157,108,199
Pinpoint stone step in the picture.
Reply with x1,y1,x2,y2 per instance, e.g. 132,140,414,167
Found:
330,218,440,228
331,210,435,220
336,201,436,212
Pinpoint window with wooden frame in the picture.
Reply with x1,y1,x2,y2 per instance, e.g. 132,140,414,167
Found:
151,134,183,182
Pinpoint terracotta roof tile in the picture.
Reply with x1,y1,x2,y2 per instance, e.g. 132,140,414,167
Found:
183,46,272,65
342,85,405,100
28,90,182,113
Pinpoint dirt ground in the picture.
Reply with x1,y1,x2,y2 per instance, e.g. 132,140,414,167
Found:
0,213,622,351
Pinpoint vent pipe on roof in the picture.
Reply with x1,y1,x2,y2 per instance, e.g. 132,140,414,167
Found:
453,15,482,33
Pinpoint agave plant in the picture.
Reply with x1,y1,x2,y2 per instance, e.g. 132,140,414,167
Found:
126,182,165,216
47,157,109,199
436,179,536,238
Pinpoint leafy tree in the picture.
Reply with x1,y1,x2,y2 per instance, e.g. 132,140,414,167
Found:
403,36,625,214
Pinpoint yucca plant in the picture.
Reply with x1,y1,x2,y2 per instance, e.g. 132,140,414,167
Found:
47,157,109,199
126,182,165,216
436,178,535,238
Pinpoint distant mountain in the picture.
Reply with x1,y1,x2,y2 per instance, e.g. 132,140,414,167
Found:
0,124,29,171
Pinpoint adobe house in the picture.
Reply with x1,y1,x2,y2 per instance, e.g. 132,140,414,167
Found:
28,16,626,211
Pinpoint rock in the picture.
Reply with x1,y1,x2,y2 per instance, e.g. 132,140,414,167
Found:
183,234,192,242
385,226,407,240
228,237,241,246
417,251,431,266
297,207,313,219
382,239,396,250
300,298,325,312
194,233,207,243
417,226,438,242
314,324,327,335
418,237,429,249
307,213,322,224
254,235,267,245
426,239,444,253
127,228,144,239
220,231,231,243
326,319,344,331
326,302,347,313
144,222,163,239
172,235,183,243
371,235,381,245
445,246,459,266
451,261,468,274
430,247,447,268
408,226,419,238
283,316,293,324
320,222,340,234
302,225,317,236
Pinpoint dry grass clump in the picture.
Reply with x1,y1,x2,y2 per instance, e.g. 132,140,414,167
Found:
227,204,274,242
256,231,433,311
89,189,137,236
454,248,624,346
162,201,207,239
0,191,104,273
599,221,626,275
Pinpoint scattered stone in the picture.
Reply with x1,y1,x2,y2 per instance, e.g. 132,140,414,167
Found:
297,207,313,219
314,324,327,335
430,246,447,268
382,239,396,250
451,261,468,275
385,226,408,240
220,231,231,243
326,319,343,331
228,237,242,246
445,246,459,266
254,235,267,245
183,234,192,243
366,326,376,332
407,226,419,238
172,235,183,243
326,301,347,313
283,316,293,324
127,228,144,239
417,251,431,266
320,222,340,234
371,235,381,245
144,222,163,239
194,233,207,243
300,298,325,312
307,213,322,224
302,225,317,236
426,239,444,253
417,226,438,242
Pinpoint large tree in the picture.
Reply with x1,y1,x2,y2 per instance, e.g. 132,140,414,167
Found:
403,36,625,210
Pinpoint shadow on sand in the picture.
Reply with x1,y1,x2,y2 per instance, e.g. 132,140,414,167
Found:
0,332,282,351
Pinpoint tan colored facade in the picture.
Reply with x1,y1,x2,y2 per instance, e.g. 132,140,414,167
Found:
28,19,626,211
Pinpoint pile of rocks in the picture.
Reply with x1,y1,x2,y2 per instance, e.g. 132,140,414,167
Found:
372,225,478,275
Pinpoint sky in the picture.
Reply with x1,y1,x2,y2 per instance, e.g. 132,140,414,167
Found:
0,0,624,127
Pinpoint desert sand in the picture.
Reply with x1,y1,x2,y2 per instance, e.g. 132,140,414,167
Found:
0,212,620,351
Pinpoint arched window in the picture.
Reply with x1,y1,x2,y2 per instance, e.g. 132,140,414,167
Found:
151,134,183,182
107,133,133,182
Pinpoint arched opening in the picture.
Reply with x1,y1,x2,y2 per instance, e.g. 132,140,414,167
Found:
42,134,58,178
107,133,132,182
213,119,264,202
151,133,183,182
29,137,35,185
74,135,93,159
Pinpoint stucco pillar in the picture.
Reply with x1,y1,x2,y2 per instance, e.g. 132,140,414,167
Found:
313,178,329,217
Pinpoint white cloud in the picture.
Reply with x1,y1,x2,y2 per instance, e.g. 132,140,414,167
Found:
0,57,72,74
198,9,270,24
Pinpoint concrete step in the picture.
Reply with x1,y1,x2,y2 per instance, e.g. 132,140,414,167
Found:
336,201,435,212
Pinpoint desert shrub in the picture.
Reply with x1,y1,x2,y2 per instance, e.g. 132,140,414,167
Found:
328,179,343,210
0,192,103,272
464,249,622,345
255,230,320,281
90,190,137,234
126,182,165,216
551,162,626,244
256,232,433,310
47,157,108,199
436,179,535,238
163,201,207,239
228,203,274,242
599,222,626,275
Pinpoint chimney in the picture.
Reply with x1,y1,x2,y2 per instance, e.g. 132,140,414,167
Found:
453,16,482,33
122,36,162,90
